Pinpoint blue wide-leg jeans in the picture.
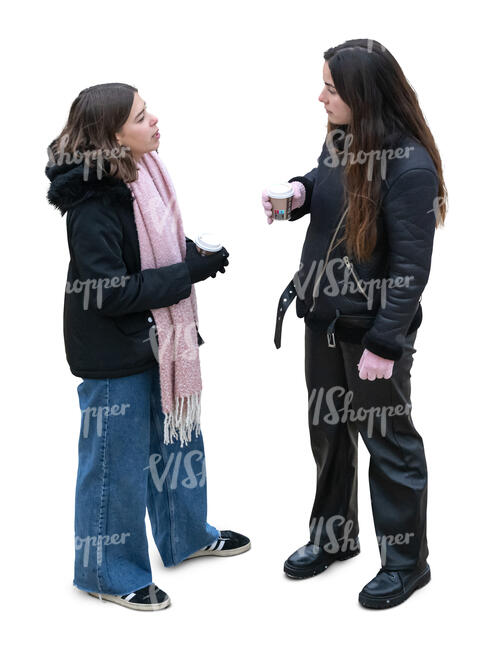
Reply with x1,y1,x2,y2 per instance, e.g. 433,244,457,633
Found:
73,364,219,596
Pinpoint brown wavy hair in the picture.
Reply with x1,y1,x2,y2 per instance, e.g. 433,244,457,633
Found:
324,39,447,262
47,83,140,183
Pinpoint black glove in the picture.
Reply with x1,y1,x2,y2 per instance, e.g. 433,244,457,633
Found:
185,239,229,284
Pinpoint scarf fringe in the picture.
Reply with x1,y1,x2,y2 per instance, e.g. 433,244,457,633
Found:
163,391,202,447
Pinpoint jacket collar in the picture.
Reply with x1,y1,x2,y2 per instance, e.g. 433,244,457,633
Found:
45,145,133,215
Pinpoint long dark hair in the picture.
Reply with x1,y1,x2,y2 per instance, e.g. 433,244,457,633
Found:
47,83,139,183
324,39,447,262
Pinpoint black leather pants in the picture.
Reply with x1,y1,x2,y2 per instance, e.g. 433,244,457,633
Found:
304,324,428,570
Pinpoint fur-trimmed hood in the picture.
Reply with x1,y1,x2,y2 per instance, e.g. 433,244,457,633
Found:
45,144,133,216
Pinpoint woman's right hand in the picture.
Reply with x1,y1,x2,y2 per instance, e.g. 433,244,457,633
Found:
261,181,306,225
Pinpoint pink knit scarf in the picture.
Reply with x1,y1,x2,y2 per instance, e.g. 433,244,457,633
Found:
126,151,202,447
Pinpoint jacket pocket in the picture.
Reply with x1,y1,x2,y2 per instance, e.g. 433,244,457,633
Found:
337,313,376,327
114,313,205,347
113,312,151,335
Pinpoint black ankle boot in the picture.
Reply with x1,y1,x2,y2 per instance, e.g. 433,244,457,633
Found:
284,539,360,579
358,564,431,609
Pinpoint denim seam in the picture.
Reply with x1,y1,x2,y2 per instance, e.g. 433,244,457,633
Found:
95,378,110,593
146,405,172,567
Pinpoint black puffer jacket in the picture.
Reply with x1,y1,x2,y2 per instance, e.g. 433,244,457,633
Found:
281,129,439,360
45,156,202,379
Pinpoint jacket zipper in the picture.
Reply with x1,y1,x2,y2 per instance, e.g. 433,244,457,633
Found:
310,209,347,312
342,255,369,299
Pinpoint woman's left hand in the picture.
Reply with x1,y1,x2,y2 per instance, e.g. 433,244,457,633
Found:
357,348,394,380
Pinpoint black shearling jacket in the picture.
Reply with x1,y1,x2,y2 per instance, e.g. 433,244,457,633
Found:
45,155,201,379
278,129,439,360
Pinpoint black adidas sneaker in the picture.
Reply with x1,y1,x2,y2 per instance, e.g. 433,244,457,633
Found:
87,583,171,611
185,530,251,559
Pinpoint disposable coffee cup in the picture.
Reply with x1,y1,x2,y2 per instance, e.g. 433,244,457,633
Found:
194,232,223,256
267,183,294,221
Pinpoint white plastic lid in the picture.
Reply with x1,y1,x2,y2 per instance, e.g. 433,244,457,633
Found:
267,182,294,199
194,231,222,252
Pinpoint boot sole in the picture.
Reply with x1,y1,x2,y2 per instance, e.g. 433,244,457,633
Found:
358,565,431,609
284,547,360,579
186,541,251,559
87,591,171,611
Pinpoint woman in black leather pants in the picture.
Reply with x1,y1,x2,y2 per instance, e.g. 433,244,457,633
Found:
262,39,447,609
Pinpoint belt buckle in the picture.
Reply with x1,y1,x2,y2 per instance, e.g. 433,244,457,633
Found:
327,331,336,347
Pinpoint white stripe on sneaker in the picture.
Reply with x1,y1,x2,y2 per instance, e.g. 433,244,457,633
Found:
217,540,225,551
124,593,136,601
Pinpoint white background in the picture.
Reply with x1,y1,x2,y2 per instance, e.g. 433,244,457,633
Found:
2,0,494,647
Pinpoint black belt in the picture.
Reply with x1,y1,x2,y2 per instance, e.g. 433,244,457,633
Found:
274,278,375,349
274,278,298,349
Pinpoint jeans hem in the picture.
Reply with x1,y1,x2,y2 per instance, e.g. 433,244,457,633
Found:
162,527,220,567
73,579,153,597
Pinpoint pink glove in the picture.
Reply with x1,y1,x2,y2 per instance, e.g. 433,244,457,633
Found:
262,181,306,224
358,348,394,380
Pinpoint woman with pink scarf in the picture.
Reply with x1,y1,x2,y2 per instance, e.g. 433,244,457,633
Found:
46,83,250,611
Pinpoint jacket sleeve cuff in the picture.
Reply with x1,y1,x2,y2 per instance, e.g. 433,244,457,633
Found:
361,330,404,361
287,175,313,221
